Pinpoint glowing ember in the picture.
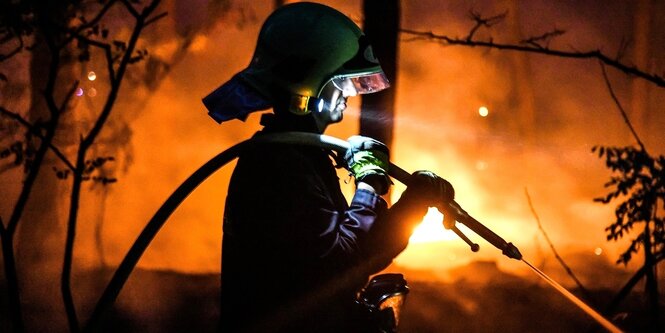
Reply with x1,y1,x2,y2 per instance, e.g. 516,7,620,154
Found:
409,207,457,243
594,247,603,256
478,106,489,117
88,71,97,81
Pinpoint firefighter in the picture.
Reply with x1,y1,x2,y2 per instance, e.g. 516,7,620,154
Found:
203,2,453,332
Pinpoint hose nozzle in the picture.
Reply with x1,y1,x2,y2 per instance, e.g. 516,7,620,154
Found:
502,242,523,260
444,201,523,261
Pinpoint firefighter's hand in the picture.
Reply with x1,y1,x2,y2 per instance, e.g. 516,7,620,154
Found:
344,135,391,195
403,170,455,208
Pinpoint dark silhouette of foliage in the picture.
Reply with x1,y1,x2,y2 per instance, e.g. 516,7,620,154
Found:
592,145,665,265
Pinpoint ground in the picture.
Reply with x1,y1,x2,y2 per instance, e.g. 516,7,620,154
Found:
2,259,662,332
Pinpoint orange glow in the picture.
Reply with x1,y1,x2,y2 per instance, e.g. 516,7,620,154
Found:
16,0,651,278
190,35,208,53
5,4,660,332
409,207,457,243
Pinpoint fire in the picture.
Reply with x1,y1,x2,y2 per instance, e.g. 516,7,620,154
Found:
409,207,457,243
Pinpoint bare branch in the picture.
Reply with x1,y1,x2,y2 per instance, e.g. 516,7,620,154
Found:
0,107,75,172
73,35,116,82
520,29,566,49
82,1,154,147
145,11,168,27
599,62,646,152
120,0,141,18
0,34,24,63
466,10,507,41
59,81,79,113
74,0,119,33
63,0,120,46
64,2,162,331
525,188,595,303
400,28,665,88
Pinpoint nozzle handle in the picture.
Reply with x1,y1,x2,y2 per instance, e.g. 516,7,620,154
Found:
444,201,522,260
451,226,480,252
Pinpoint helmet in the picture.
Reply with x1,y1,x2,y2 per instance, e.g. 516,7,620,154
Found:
239,2,390,114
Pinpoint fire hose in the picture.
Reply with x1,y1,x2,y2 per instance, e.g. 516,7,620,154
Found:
82,132,621,333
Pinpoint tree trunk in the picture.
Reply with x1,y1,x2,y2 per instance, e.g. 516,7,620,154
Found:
360,0,399,150
16,4,78,331
643,221,660,331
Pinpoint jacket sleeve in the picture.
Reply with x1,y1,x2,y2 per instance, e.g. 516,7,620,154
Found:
268,157,429,273
228,145,429,273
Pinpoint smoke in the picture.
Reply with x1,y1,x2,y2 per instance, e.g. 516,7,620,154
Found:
4,2,663,332
11,0,657,280
149,0,657,278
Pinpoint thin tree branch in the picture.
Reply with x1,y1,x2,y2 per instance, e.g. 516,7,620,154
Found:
0,72,60,332
466,10,507,41
0,34,24,63
599,62,646,152
400,28,665,88
73,0,119,34
42,27,63,118
145,11,168,27
73,35,116,82
525,188,595,303
520,29,566,49
119,0,140,18
59,80,79,112
63,2,162,331
0,107,75,172
82,1,156,148
0,16,70,333
62,0,120,47
6,24,64,236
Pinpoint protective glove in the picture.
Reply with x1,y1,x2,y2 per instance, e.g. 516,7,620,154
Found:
403,170,455,208
344,135,391,195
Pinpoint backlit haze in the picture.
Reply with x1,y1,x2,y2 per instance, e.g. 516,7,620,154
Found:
3,0,664,289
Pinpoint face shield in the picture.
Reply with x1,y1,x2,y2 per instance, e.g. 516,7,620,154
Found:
297,71,389,117
327,72,390,97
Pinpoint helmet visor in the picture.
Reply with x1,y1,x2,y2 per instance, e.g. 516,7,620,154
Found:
331,72,390,96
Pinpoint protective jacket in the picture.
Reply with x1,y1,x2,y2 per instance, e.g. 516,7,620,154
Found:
220,116,424,333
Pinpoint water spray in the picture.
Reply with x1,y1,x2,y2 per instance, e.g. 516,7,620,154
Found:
522,260,623,333
84,132,623,333
441,206,623,333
